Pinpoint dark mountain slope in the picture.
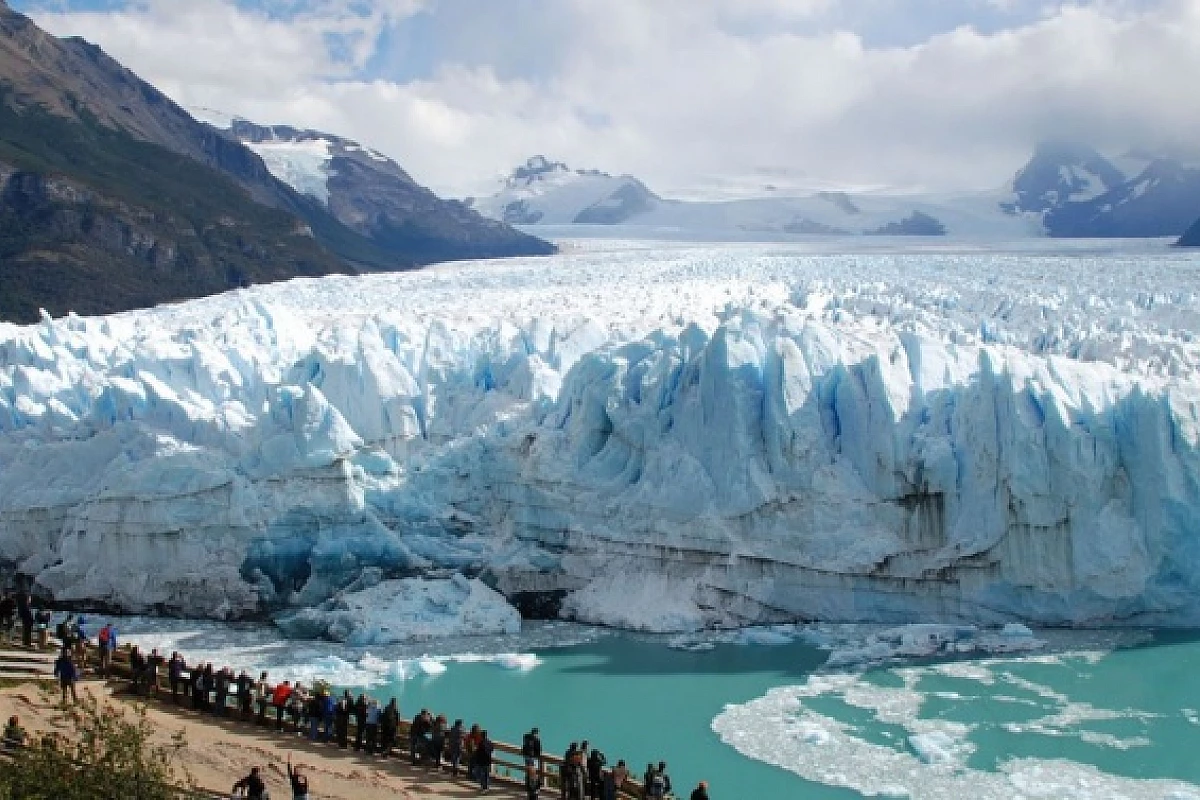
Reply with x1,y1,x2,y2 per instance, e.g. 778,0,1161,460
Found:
0,94,350,323
229,120,555,262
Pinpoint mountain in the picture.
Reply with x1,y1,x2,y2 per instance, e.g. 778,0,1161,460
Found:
1180,216,1200,246
1002,141,1126,215
0,1,552,323
1003,142,1200,238
470,156,660,225
227,121,555,262
1041,159,1200,238
471,156,1037,238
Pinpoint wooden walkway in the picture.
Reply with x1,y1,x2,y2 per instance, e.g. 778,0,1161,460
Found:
35,642,656,799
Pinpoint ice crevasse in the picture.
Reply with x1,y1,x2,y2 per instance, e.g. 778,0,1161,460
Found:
0,246,1198,631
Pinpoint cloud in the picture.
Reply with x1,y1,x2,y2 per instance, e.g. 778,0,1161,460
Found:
19,0,1200,199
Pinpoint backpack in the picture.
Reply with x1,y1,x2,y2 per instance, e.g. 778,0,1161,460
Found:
98,626,110,646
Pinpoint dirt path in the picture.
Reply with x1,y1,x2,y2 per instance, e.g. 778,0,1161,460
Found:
0,679,525,799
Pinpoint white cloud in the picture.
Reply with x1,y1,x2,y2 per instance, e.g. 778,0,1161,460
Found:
22,0,1200,199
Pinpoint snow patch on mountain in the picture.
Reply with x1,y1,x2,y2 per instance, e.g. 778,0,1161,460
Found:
243,138,333,204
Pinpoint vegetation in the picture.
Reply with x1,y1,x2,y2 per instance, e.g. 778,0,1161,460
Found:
0,88,364,323
0,692,204,799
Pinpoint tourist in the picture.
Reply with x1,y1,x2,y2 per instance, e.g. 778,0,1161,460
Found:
446,718,465,776
96,622,113,675
272,680,292,731
53,648,78,704
364,698,381,753
428,713,446,768
288,683,306,733
16,592,32,648
689,780,709,800
214,667,230,715
0,593,15,644
586,749,607,800
473,729,494,792
465,723,482,780
334,694,351,748
190,661,206,711
307,689,324,741
231,766,268,800
644,762,666,799
563,754,588,800
287,753,310,800
34,608,52,649
522,726,542,769
168,652,186,704
352,693,368,750
643,762,662,796
255,672,271,724
238,670,255,719
380,698,400,756
144,648,163,695
3,715,26,749
657,762,673,797
321,689,337,743
525,763,542,800
128,645,145,693
409,708,428,764
610,760,629,799
602,767,617,800
561,743,578,799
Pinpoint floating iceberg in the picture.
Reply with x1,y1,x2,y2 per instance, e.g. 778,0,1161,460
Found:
275,573,521,644
2,241,1200,628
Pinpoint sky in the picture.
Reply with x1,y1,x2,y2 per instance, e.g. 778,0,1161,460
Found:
11,0,1200,200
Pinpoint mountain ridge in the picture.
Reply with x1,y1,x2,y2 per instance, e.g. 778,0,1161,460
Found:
0,2,553,323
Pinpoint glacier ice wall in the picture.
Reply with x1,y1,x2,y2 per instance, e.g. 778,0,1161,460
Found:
2,241,1200,627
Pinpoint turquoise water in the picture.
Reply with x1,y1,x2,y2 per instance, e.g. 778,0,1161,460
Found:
336,631,1200,799
116,618,1200,799
347,635,862,799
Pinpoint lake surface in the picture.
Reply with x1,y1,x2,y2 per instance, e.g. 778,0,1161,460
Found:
116,619,1200,799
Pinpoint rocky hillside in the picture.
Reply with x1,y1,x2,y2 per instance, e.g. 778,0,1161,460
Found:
229,121,554,262
0,1,552,323
1004,142,1200,238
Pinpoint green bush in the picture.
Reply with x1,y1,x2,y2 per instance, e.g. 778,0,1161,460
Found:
0,692,203,800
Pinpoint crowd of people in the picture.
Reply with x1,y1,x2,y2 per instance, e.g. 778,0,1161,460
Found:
1,597,713,799
155,650,711,799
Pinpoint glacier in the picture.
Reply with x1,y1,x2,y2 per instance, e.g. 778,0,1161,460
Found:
2,239,1200,630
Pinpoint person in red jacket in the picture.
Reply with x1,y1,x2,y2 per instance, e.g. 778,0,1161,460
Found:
271,680,292,731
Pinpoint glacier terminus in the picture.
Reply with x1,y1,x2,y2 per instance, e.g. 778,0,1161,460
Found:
1,238,1199,634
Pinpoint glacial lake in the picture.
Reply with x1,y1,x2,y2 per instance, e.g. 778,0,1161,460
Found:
112,619,1200,799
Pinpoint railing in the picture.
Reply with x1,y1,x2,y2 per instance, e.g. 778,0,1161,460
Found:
102,644,654,799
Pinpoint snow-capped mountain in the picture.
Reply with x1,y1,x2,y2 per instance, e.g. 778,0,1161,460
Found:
470,156,661,225
3,241,1200,630
1003,142,1200,238
472,156,1039,238
474,146,1200,240
225,120,554,262
1003,141,1126,215
1042,158,1200,238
